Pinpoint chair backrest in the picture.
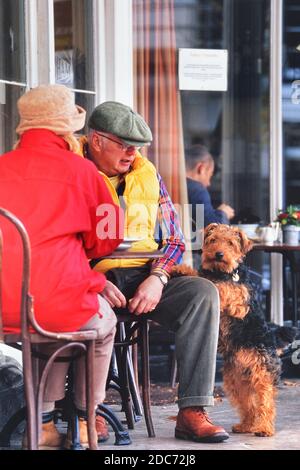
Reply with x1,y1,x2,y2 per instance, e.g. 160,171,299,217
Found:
0,207,32,343
0,207,95,342
0,207,98,450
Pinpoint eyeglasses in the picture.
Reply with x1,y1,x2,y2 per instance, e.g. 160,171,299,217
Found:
95,132,142,152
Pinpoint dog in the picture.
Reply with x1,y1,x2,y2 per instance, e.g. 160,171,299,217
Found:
172,223,296,437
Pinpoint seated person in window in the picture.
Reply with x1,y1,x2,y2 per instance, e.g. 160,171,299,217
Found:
186,144,235,227
79,101,229,444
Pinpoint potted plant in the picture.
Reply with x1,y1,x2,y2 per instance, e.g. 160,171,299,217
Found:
276,205,300,245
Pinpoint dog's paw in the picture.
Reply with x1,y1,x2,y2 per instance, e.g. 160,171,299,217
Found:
232,423,253,433
254,429,274,437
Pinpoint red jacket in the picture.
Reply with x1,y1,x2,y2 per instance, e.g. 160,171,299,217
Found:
0,129,123,333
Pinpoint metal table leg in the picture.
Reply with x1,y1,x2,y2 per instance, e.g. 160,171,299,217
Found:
285,252,299,327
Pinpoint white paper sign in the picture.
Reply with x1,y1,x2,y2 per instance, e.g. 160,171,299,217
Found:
179,48,228,91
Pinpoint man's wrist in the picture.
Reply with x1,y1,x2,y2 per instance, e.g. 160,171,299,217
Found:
151,267,170,278
150,269,170,286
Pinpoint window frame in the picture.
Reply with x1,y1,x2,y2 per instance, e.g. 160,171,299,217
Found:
270,0,284,325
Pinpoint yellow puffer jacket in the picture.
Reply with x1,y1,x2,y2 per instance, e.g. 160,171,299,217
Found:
79,138,160,272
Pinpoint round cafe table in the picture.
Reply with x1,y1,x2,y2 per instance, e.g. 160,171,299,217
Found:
104,249,164,260
253,241,300,326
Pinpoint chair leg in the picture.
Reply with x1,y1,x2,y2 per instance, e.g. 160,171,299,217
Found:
115,327,135,429
86,340,98,450
64,367,83,450
97,404,132,446
23,341,38,449
119,345,135,428
132,335,139,388
69,414,82,450
128,360,143,419
140,320,155,437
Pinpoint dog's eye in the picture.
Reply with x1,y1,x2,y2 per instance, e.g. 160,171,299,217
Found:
208,237,216,243
228,240,234,246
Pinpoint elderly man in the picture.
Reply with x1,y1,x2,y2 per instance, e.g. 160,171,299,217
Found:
80,101,229,443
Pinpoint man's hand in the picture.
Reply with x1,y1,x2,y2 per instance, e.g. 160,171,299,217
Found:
101,280,127,309
128,275,164,315
218,203,235,220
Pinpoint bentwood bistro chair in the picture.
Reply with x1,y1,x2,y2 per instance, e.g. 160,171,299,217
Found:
0,207,99,450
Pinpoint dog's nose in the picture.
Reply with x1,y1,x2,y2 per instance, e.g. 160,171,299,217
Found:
215,251,224,261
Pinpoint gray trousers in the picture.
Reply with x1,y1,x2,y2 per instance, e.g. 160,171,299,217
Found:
107,266,220,408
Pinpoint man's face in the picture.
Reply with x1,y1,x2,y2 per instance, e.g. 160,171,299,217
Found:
88,131,140,176
200,161,214,188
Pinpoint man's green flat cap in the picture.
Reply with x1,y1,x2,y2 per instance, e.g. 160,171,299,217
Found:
88,101,152,147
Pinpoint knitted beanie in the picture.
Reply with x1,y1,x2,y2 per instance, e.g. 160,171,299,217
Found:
16,84,86,136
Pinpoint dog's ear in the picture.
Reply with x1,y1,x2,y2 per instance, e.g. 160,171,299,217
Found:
237,229,253,254
204,223,218,238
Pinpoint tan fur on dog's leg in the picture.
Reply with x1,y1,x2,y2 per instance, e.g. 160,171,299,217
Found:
223,365,256,433
252,380,276,437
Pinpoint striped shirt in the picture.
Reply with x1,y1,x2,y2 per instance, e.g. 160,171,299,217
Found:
151,173,185,274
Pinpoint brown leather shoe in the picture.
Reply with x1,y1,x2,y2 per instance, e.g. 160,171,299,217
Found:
175,407,229,443
95,415,109,442
22,421,64,450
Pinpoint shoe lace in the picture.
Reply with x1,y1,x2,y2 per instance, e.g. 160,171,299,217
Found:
194,408,213,424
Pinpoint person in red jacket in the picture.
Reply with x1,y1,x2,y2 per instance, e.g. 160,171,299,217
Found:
0,85,123,449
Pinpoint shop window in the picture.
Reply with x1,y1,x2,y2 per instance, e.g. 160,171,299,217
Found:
283,0,300,206
282,0,300,322
0,0,26,83
0,0,26,153
0,84,26,154
133,0,270,221
54,0,95,126
133,0,271,280
74,91,95,122
133,0,187,207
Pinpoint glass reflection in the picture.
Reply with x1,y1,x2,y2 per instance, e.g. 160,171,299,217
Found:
54,0,94,91
283,0,300,206
0,0,26,83
74,91,95,135
0,83,26,154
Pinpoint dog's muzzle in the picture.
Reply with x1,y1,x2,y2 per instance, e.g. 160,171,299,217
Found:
215,251,224,261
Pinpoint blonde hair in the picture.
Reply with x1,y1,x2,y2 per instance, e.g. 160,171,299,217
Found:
63,134,81,154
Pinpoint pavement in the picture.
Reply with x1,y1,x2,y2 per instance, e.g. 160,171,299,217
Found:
2,379,300,451
99,380,300,451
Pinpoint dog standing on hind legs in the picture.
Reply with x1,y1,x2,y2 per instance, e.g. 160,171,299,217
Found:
173,223,296,437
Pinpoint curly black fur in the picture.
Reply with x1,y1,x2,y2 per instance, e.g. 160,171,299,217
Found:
201,268,239,282
201,263,297,346
201,263,297,384
223,312,282,383
268,324,298,348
